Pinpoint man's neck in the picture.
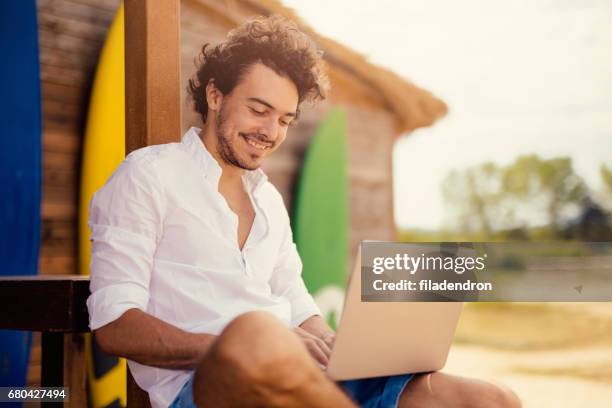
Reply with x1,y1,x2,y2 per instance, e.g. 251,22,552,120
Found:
200,128,244,190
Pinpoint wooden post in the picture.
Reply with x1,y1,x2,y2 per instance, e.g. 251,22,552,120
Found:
125,0,182,154
124,1,181,406
41,332,63,408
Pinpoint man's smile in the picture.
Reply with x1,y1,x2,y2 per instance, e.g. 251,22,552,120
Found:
240,132,272,151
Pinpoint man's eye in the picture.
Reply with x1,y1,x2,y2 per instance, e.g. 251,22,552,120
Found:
250,108,265,115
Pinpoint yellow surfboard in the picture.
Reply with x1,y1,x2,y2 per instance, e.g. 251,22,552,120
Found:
78,4,127,407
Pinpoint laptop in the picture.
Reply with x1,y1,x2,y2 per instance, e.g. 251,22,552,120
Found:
325,247,463,380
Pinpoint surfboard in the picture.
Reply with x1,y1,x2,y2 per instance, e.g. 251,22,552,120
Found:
0,0,41,399
293,108,349,329
78,4,127,407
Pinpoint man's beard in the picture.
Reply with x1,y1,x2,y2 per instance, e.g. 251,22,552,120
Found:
215,101,265,171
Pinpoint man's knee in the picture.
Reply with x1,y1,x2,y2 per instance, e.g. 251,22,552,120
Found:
201,311,317,382
473,382,522,408
401,372,521,408
221,311,290,345
219,312,310,367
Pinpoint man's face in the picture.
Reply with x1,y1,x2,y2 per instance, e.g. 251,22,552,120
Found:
213,63,299,171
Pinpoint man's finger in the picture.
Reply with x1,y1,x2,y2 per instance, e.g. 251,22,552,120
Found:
315,337,332,359
293,327,332,366
307,339,329,366
322,333,336,347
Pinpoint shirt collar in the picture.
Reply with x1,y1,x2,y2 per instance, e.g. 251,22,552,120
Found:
181,127,268,193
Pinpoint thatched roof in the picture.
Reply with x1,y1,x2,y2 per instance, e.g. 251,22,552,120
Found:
192,0,448,134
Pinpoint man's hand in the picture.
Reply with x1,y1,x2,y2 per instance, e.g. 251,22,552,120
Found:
294,315,336,368
293,326,332,367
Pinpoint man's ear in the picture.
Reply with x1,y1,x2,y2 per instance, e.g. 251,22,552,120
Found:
205,79,223,112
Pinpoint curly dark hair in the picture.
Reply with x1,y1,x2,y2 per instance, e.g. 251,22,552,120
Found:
187,15,329,123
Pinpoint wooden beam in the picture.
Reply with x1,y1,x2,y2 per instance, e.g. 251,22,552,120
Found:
124,3,181,406
125,0,182,153
0,276,90,332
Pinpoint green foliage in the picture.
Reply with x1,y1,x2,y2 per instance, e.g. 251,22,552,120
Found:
442,162,503,236
602,164,612,194
441,154,589,237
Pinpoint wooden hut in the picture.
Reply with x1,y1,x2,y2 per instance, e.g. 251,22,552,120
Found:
33,0,446,387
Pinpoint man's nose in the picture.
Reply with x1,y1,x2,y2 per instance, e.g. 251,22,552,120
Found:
258,117,279,142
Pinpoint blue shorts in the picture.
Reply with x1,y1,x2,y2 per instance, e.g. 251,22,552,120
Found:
169,372,414,408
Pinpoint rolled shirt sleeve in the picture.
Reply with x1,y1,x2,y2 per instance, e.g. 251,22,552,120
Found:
86,154,165,331
269,209,321,327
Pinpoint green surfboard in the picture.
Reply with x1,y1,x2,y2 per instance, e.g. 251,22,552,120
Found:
293,108,348,328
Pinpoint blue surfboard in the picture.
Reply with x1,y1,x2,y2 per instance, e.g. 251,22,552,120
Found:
0,0,42,398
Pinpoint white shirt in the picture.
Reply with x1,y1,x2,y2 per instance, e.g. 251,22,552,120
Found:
86,127,321,408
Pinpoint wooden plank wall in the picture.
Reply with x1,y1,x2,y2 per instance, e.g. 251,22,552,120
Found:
38,0,120,275
32,0,122,389
346,106,396,264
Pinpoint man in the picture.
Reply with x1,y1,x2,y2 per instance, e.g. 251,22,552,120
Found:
87,15,521,408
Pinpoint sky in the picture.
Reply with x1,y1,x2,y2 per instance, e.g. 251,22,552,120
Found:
283,0,612,230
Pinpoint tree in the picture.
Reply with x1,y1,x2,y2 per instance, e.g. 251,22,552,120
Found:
442,154,588,236
441,162,503,237
600,164,612,211
602,164,612,193
503,155,587,232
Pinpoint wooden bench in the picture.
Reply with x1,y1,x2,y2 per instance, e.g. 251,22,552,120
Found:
0,275,151,407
